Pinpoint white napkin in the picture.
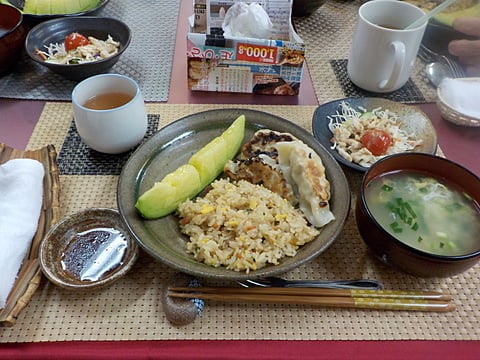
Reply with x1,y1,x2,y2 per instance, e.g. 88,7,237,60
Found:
0,159,44,309
222,2,273,39
439,78,480,119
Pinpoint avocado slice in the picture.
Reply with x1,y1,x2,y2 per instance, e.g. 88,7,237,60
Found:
21,0,100,15
434,2,480,27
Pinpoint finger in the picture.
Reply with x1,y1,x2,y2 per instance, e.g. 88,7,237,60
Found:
457,55,480,66
448,39,480,57
452,17,480,37
466,64,480,77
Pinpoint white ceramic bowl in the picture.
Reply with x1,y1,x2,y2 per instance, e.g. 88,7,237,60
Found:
437,77,480,127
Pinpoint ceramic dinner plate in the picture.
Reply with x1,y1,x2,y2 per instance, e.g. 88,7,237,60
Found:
117,108,351,281
312,97,438,172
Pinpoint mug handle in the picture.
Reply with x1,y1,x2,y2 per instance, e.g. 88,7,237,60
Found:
377,41,405,91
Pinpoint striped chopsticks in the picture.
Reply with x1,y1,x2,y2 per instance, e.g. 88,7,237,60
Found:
168,286,455,312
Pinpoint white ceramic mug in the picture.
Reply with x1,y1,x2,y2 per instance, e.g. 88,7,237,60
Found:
347,0,427,93
72,74,148,154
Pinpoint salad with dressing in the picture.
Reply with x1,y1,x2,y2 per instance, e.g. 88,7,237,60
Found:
328,102,423,168
36,32,120,65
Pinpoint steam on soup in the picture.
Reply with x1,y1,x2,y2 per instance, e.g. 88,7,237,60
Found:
365,170,480,256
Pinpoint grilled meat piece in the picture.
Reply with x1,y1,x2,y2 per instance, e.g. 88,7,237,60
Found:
224,157,298,206
240,129,297,160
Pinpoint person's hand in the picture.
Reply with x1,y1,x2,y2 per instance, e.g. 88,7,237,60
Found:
448,17,480,76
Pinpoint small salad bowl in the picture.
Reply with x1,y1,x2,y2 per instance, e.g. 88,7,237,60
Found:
25,16,131,81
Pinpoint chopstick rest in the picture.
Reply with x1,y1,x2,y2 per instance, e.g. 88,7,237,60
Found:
161,274,204,326
168,286,455,312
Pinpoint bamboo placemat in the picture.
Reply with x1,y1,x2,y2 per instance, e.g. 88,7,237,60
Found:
1,102,478,342
0,145,61,327
294,0,438,105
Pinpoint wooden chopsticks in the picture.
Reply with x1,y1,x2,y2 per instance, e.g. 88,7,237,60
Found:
168,286,456,312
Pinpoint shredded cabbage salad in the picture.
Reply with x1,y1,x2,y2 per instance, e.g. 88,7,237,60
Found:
36,35,120,65
327,102,423,167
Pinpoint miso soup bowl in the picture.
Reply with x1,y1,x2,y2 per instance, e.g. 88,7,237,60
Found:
0,4,27,76
356,153,480,278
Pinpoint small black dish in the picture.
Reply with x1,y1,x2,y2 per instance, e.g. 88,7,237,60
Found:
25,16,131,81
292,0,327,17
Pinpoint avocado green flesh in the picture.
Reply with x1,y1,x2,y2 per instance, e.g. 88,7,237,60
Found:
135,115,246,219
21,0,100,14
135,165,202,219
434,3,480,27
188,136,228,188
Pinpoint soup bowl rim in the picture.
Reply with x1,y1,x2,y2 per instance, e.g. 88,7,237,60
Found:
359,152,480,261
0,4,23,37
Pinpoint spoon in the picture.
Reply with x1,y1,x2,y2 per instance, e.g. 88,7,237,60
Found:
405,0,456,30
425,61,453,87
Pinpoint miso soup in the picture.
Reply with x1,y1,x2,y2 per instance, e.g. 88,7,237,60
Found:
365,170,480,256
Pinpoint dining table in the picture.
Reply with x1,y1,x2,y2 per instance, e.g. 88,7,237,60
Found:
1,0,479,359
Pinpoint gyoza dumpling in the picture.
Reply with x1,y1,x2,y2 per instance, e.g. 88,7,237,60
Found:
240,129,298,160
275,141,335,228
224,157,298,206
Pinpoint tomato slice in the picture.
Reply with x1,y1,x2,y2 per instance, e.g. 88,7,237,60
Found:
64,33,89,51
360,129,392,156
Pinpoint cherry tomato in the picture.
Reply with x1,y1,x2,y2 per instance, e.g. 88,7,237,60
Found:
64,33,89,51
360,129,392,156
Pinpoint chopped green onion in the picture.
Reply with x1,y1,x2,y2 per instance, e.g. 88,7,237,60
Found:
417,236,423,242
411,222,419,231
397,207,407,222
382,184,393,192
390,222,403,233
404,202,417,218
387,202,397,212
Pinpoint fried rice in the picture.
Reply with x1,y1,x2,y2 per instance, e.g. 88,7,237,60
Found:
177,179,319,273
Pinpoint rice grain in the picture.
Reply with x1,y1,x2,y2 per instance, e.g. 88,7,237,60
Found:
177,179,319,273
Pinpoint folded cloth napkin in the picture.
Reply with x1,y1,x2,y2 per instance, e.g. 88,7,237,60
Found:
0,159,44,309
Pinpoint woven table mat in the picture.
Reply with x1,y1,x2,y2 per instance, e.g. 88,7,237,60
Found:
294,0,438,105
1,102,478,342
0,0,179,102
